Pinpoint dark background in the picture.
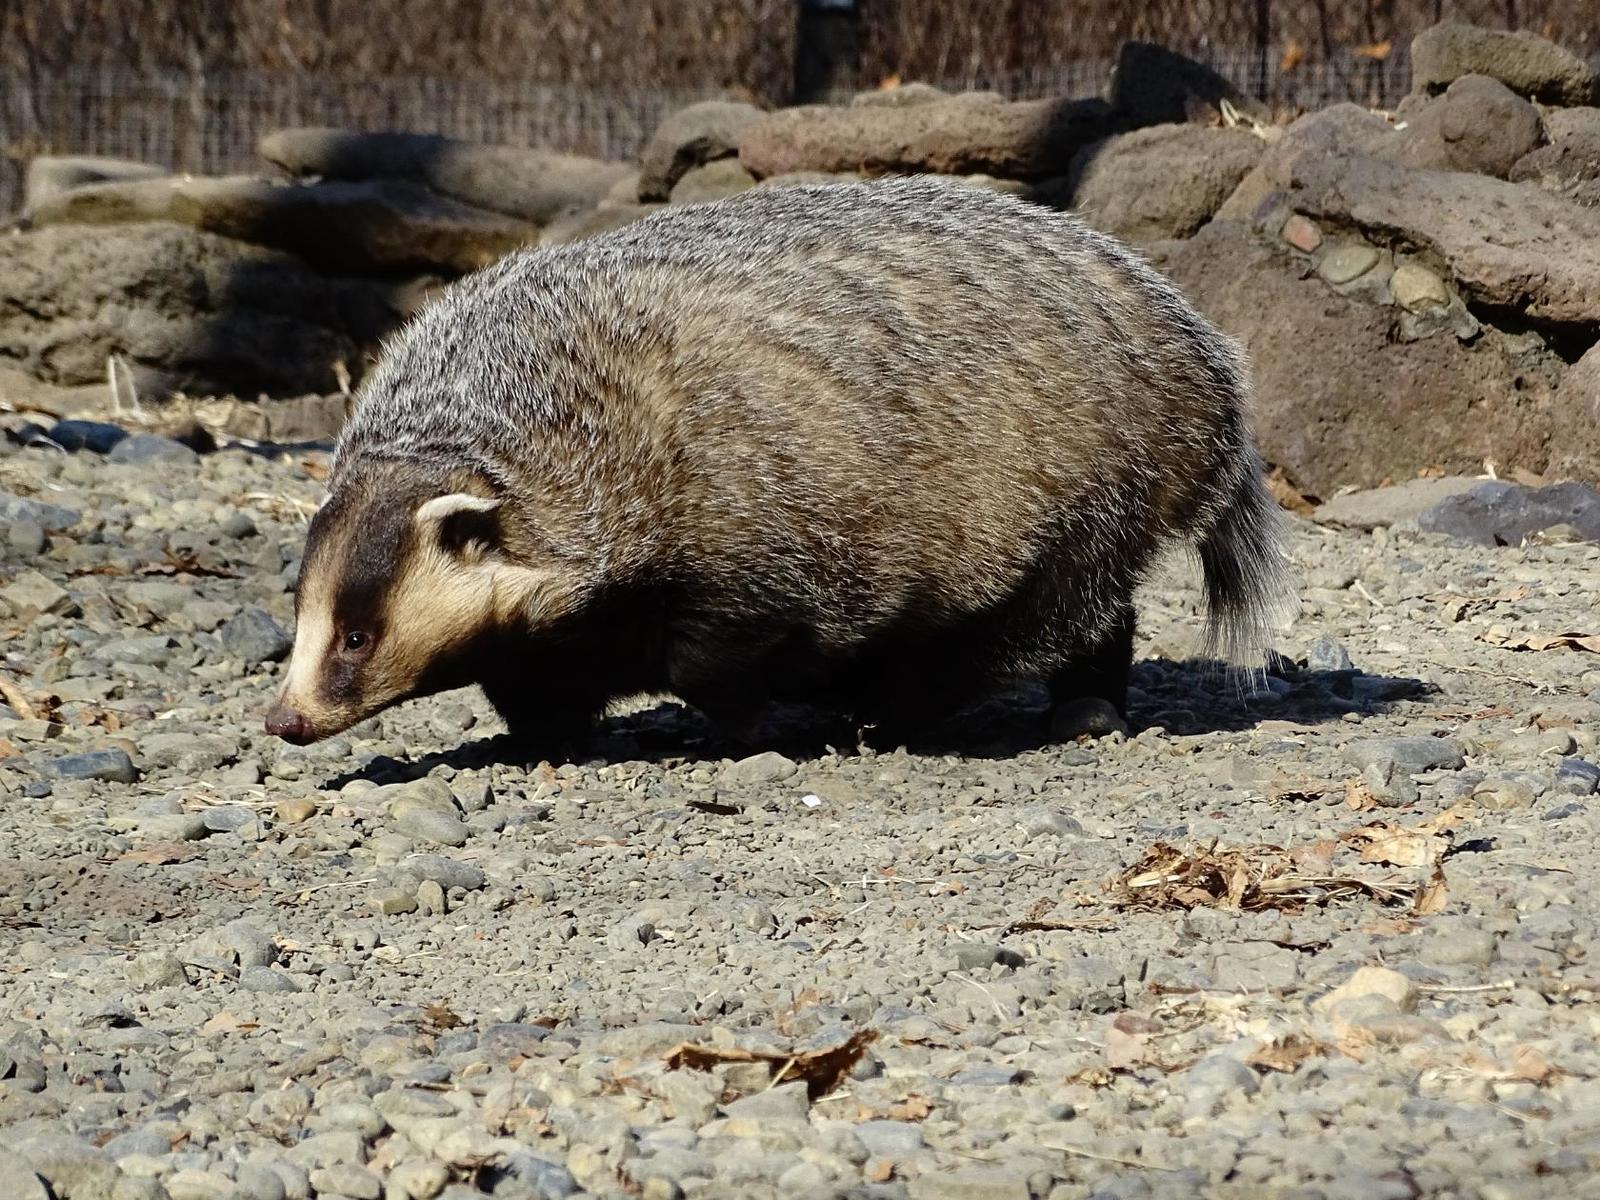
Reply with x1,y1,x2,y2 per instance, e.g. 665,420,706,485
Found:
3,0,1594,98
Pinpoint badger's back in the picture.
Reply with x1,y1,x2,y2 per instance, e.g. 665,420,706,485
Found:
338,176,1262,650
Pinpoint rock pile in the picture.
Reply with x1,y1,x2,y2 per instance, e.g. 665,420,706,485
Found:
2,20,1596,493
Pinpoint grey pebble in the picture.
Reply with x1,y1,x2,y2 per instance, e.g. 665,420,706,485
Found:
220,606,293,665
1307,634,1355,672
853,1120,926,1156
307,1164,381,1199
8,518,47,556
724,750,799,785
233,1164,289,1200
43,747,138,783
126,952,186,989
950,1064,1025,1086
109,433,201,466
370,886,418,915
221,511,259,539
1183,1054,1260,1117
722,1080,810,1121
0,1162,50,1200
1344,735,1466,775
0,490,81,531
393,807,470,848
953,944,1025,971
1555,757,1599,796
608,917,659,949
202,805,258,834
221,921,276,968
416,879,447,915
500,1150,581,1197
239,966,302,994
1016,806,1085,839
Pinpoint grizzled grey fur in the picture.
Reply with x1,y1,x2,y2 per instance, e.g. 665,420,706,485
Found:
301,175,1293,745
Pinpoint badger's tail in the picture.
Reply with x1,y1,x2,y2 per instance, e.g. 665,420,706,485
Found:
1197,453,1299,672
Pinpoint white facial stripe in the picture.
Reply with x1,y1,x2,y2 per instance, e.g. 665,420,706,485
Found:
279,606,334,710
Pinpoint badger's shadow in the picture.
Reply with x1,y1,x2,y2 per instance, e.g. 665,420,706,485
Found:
314,657,1427,789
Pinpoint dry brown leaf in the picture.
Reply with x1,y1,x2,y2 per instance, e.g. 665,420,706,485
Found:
883,1093,934,1121
1268,781,1333,805
1335,1028,1376,1061
1418,804,1477,835
0,738,21,761
1286,838,1338,875
1108,840,1422,913
116,842,198,867
1266,465,1316,515
1479,628,1600,654
1437,586,1530,623
878,72,902,90
1066,1065,1115,1088
1103,1022,1152,1071
665,1028,877,1100
1411,864,1449,916
1246,1034,1329,1074
1509,1045,1563,1084
199,1011,259,1036
1347,823,1447,868
423,1002,463,1030
1343,777,1379,812
866,1160,895,1183
1279,39,1306,72
1354,39,1392,59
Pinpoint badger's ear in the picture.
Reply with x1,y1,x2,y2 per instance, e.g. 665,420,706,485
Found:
416,493,502,560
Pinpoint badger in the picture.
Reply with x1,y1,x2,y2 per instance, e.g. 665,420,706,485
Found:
265,175,1293,750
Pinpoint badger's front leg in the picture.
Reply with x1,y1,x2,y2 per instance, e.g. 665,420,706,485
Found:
662,625,777,747
477,675,605,762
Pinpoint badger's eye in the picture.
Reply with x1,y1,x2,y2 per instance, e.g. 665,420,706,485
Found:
342,631,371,653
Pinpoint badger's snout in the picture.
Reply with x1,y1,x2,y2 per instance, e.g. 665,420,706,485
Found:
264,702,315,744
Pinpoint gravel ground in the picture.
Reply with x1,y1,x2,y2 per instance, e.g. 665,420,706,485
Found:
3,424,1600,1200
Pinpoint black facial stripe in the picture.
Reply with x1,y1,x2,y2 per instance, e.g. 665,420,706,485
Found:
321,647,365,701
331,494,414,637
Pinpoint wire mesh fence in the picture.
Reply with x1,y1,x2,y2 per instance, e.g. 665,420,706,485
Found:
0,69,721,213
0,45,1427,215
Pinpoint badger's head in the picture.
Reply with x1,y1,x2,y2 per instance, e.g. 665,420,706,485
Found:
264,466,564,743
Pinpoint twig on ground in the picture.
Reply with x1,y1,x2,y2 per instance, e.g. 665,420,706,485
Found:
0,672,39,720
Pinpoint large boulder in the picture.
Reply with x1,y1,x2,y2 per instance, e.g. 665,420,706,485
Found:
1051,124,1263,243
1510,124,1600,207
1417,481,1600,545
541,202,664,246
0,222,399,397
1148,220,1592,495
1560,345,1600,482
1411,22,1599,106
852,82,951,109
1388,75,1543,178
1216,104,1396,221
1107,42,1268,128
1285,153,1600,326
27,175,540,277
668,158,757,206
738,93,1110,181
258,128,631,224
637,100,764,202
23,156,167,214
1545,106,1600,143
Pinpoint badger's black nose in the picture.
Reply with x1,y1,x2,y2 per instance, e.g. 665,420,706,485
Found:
265,703,314,744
